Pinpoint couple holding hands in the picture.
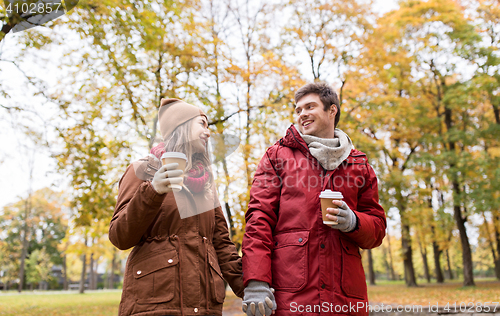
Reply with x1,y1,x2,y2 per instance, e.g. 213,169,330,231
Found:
109,82,386,316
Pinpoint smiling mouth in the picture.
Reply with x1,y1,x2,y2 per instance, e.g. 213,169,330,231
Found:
302,121,313,127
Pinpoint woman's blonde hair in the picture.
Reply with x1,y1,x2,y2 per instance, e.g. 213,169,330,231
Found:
163,117,213,193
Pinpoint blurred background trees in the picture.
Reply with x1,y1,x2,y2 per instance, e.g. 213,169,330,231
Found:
1,0,499,291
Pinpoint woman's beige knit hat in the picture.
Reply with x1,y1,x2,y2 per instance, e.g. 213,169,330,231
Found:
158,98,207,141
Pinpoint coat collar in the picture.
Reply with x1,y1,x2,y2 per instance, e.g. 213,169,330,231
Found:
281,125,310,157
279,124,366,165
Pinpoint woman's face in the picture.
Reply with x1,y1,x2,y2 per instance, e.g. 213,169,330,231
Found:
190,116,210,153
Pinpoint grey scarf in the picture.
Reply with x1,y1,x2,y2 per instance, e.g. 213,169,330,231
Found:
295,125,353,170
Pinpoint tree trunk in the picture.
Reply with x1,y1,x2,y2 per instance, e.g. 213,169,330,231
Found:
445,249,454,280
79,252,87,293
386,231,396,280
419,239,431,283
108,249,117,289
494,213,500,280
452,198,474,286
63,254,68,290
382,244,391,280
482,212,500,279
18,193,33,293
19,157,35,293
79,237,88,294
492,103,500,125
93,257,98,289
431,224,444,283
444,102,474,286
432,240,444,283
367,249,376,285
401,222,417,286
89,253,95,290
222,158,236,239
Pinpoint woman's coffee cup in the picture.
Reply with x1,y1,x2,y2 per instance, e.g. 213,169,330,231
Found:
319,190,344,225
161,152,188,192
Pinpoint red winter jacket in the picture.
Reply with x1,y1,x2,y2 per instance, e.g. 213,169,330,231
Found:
242,125,386,316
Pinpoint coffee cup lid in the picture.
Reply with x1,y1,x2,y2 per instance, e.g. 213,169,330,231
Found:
161,152,188,161
319,190,343,199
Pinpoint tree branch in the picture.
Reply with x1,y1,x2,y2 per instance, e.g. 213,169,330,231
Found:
208,105,264,126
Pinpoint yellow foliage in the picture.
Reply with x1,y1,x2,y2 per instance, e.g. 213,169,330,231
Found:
487,147,500,158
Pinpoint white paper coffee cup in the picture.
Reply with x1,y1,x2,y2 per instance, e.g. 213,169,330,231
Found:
319,190,344,225
161,152,188,191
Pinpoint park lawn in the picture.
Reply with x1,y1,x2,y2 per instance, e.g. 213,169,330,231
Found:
0,290,120,316
367,279,500,306
1,280,499,316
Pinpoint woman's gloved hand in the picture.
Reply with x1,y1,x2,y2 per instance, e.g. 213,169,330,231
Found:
151,163,183,194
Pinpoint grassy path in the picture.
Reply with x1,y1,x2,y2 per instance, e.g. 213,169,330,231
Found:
1,280,498,315
0,290,120,316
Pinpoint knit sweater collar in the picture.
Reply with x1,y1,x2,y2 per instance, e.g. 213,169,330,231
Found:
294,124,353,170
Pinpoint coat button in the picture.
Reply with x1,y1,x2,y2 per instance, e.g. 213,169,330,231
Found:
194,308,198,312
137,270,142,275
320,244,325,249
321,284,326,289
298,238,303,242
275,242,278,246
168,259,173,264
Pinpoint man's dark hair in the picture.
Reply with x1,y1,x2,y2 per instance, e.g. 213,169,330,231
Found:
294,82,341,127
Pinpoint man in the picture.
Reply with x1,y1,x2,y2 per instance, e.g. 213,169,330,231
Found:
241,82,386,316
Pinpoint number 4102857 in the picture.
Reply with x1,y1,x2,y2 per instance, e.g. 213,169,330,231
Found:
5,2,63,15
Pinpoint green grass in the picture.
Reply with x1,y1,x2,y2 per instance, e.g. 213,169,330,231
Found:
371,277,499,286
368,279,500,306
2,280,499,316
0,290,121,316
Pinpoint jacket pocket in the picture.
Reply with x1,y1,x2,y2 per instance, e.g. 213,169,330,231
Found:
208,248,226,304
340,238,366,300
133,249,178,304
271,231,309,292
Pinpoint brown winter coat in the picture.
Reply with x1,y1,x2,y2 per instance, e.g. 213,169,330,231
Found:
109,155,244,316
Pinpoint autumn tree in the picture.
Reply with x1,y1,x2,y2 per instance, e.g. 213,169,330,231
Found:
470,0,500,279
370,0,481,287
0,188,67,291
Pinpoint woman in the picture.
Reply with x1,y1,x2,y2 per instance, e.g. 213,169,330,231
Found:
109,98,244,316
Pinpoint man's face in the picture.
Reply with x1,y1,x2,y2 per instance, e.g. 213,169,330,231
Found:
295,93,336,138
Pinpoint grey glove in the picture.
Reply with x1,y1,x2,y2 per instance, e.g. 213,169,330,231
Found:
328,201,357,232
242,280,276,316
151,163,183,194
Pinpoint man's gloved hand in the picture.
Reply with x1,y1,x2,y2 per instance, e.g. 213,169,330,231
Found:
242,280,276,316
326,200,357,232
151,163,183,194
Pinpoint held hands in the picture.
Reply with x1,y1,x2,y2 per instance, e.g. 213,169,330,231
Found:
151,163,183,194
326,200,357,232
242,281,276,316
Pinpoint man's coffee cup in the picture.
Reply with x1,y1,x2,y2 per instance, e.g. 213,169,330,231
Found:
319,190,344,225
161,152,188,192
